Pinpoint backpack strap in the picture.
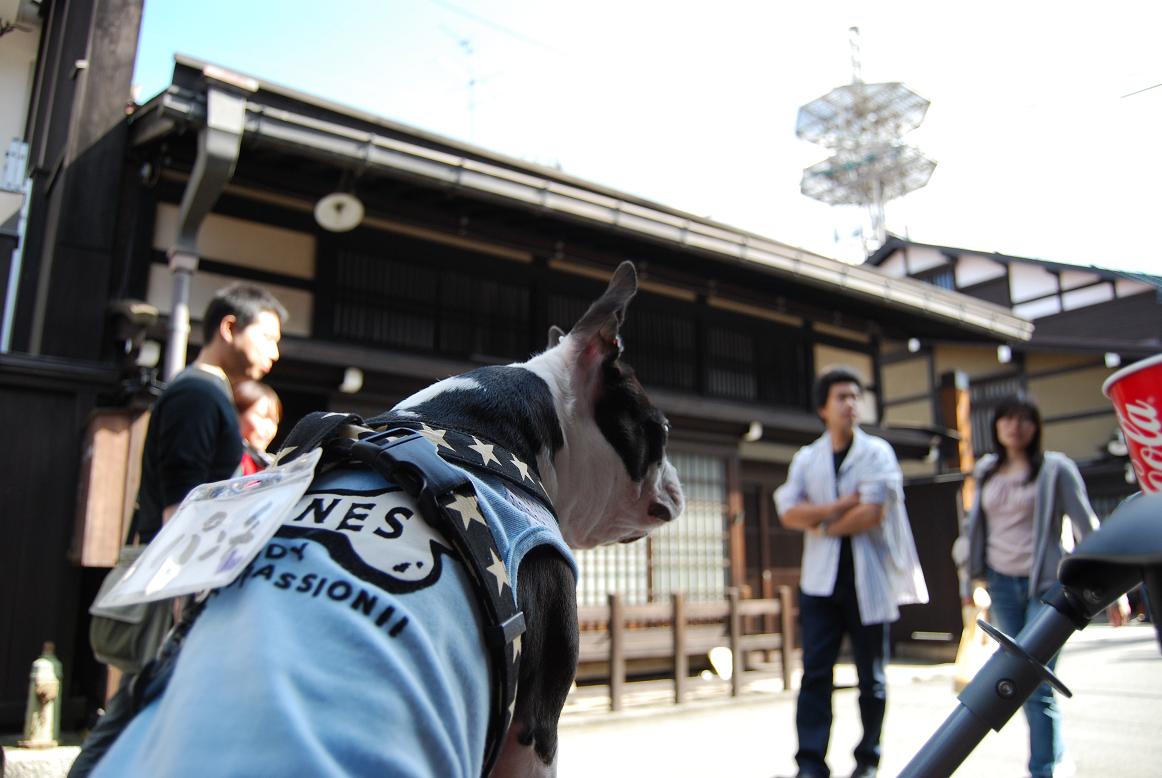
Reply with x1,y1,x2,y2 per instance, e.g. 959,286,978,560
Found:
277,412,526,777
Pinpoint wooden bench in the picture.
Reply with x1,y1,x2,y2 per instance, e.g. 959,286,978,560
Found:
576,586,797,710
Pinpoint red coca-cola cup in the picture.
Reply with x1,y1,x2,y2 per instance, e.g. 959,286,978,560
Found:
1103,353,1162,493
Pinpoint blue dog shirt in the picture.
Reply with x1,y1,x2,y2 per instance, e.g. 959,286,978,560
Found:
91,463,575,778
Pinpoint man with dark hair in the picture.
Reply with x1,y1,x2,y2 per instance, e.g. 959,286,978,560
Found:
70,283,285,778
775,367,928,778
135,283,287,540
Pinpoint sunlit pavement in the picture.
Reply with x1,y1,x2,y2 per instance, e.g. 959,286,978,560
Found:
557,622,1162,778
2,623,1154,777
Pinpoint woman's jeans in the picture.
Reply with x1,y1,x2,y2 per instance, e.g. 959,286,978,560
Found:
986,568,1064,778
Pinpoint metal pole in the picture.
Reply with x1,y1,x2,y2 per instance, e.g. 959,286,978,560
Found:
1,176,32,352
899,567,1146,778
899,603,1076,778
898,704,992,778
163,251,198,380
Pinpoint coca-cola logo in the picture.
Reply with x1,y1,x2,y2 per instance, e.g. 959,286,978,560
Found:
1115,397,1162,492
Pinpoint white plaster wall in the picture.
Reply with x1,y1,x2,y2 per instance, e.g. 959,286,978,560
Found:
879,253,907,278
1115,279,1152,298
881,357,929,402
1012,296,1062,320
1028,365,1113,418
147,265,313,338
1042,415,1121,462
883,398,933,427
1025,352,1098,373
901,459,937,478
815,344,873,385
1009,262,1059,303
0,184,22,228
1059,268,1098,290
152,204,316,279
148,204,316,336
1062,283,1114,311
955,254,1006,288
903,246,949,274
934,344,1004,379
0,24,37,226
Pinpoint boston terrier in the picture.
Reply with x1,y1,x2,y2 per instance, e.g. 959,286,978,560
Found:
86,261,684,778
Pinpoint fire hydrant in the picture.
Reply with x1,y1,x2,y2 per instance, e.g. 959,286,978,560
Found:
20,641,63,748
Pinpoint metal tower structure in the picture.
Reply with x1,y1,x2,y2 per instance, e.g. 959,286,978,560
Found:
796,27,936,248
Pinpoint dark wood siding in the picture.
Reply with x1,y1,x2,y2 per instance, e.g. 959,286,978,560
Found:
958,275,1012,308
1033,289,1161,342
0,358,117,728
890,478,966,652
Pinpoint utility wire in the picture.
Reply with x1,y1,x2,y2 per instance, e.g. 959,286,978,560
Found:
1121,82,1162,99
428,0,564,55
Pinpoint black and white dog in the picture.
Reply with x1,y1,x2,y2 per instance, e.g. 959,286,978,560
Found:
87,261,683,778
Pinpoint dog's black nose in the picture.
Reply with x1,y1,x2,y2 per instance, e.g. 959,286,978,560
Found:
648,502,673,522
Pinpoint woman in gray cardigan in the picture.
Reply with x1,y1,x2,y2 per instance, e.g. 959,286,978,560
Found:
958,394,1126,778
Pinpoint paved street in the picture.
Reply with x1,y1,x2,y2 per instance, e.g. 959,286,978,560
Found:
2,623,1156,777
557,622,1162,778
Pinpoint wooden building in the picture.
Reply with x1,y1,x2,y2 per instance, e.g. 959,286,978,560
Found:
0,0,1031,727
867,236,1159,513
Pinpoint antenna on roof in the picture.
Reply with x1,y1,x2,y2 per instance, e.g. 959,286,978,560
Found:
795,26,937,252
439,26,481,142
457,35,477,142
849,25,862,84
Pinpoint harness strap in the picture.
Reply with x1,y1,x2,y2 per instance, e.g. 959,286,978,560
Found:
278,411,531,777
377,418,554,512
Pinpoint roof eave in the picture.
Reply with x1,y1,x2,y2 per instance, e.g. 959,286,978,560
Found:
145,58,1034,344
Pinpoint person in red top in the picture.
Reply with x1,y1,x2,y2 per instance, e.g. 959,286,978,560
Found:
232,380,282,474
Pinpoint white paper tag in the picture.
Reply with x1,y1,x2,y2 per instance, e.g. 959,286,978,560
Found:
97,448,323,607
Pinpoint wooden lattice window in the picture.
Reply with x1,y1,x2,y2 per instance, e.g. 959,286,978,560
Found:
548,291,698,393
574,450,727,606
329,250,530,361
704,325,757,401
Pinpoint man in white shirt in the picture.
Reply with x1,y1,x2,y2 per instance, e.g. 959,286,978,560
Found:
775,368,928,778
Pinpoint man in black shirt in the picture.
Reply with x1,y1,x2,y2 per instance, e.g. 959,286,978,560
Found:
133,284,287,540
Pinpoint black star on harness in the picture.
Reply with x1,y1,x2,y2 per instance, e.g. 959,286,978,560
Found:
277,411,553,777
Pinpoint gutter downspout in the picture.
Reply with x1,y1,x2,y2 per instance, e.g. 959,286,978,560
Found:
164,85,246,380
1,176,33,352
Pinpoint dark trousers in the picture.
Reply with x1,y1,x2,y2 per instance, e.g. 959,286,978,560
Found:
795,556,889,776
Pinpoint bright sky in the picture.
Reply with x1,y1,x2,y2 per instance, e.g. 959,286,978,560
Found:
133,0,1161,275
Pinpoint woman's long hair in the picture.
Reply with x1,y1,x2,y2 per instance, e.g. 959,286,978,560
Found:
981,393,1043,486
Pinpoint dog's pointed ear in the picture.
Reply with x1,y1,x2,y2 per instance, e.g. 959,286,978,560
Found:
567,262,637,364
547,325,566,349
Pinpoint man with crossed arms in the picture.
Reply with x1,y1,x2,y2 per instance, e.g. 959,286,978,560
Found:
776,367,928,778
